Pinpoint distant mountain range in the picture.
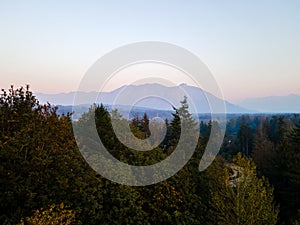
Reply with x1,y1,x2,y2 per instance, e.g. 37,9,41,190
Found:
239,94,300,113
34,84,300,118
35,83,254,115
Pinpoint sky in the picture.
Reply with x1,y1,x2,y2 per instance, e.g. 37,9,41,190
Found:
0,0,299,103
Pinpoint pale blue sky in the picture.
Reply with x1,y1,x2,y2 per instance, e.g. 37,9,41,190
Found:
0,0,299,102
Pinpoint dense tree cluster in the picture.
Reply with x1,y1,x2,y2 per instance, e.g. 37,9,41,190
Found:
1,86,297,224
221,114,300,224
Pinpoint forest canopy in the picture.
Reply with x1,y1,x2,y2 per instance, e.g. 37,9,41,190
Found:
0,86,299,225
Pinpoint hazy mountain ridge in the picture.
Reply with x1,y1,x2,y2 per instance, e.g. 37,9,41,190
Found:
239,94,300,113
35,83,254,115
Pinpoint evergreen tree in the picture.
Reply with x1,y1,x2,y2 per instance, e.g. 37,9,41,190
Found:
208,153,278,225
238,120,253,156
168,107,181,149
266,124,300,224
252,121,274,175
168,96,198,149
290,123,300,148
141,112,151,138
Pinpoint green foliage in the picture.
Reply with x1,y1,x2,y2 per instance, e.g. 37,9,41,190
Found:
0,87,102,224
238,120,253,156
265,124,300,224
19,203,77,225
208,153,278,225
252,121,274,175
227,115,300,225
0,87,283,225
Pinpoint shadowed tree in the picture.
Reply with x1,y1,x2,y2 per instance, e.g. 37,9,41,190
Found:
238,119,253,156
